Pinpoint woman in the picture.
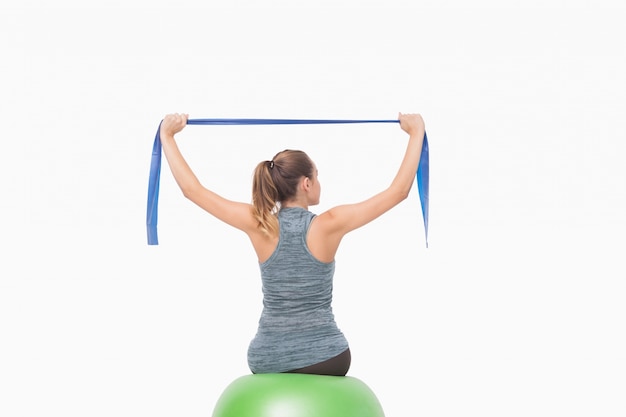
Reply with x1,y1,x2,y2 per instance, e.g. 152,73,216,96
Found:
159,112,425,376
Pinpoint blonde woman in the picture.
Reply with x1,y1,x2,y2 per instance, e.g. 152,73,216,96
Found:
159,112,425,376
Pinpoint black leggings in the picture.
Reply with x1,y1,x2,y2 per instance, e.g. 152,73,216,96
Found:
285,348,351,376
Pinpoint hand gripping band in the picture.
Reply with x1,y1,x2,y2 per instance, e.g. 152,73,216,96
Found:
147,118,429,247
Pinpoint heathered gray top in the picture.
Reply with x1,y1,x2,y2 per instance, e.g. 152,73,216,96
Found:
247,207,349,373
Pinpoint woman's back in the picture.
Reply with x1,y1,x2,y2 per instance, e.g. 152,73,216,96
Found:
247,207,349,374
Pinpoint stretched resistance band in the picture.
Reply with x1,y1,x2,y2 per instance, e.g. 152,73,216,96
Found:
147,118,429,247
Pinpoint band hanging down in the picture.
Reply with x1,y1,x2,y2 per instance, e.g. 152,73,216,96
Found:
146,118,429,247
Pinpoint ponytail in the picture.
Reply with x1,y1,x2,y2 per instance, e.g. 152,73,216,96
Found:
251,150,314,237
252,160,280,237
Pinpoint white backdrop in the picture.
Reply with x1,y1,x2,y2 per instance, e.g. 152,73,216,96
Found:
1,1,625,416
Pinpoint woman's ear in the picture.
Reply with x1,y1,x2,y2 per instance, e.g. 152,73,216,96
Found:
302,176,311,191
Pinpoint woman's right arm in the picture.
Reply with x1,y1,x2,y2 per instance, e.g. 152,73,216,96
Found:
313,113,425,249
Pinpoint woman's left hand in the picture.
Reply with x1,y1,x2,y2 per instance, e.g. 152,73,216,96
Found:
160,113,189,138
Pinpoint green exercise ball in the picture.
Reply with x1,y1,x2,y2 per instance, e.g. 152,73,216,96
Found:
212,373,385,417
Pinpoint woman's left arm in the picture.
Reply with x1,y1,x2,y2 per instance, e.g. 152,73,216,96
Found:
159,113,258,233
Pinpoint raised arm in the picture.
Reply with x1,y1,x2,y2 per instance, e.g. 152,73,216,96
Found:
311,113,425,252
159,113,258,234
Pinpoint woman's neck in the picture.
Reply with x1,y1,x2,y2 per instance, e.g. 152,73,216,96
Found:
281,198,308,210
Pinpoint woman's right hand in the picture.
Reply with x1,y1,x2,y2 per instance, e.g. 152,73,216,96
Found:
398,112,424,136
160,113,189,138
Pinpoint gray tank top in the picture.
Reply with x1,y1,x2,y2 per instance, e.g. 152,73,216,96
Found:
247,207,349,373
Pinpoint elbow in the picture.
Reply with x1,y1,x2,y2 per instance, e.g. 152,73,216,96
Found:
180,183,201,201
388,177,414,205
389,186,410,205
398,188,410,202
181,188,194,200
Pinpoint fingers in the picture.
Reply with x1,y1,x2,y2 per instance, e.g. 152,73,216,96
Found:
398,112,424,135
161,113,189,137
164,113,188,124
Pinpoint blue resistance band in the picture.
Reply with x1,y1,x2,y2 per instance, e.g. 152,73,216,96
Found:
147,118,429,247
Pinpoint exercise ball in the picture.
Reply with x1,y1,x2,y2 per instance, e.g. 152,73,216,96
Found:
212,373,385,417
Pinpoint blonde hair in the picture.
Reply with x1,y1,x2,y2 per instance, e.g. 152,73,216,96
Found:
252,150,314,236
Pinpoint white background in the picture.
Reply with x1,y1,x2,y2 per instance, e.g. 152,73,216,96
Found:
1,1,625,416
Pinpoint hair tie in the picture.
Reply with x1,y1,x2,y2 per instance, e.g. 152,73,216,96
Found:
269,160,274,169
